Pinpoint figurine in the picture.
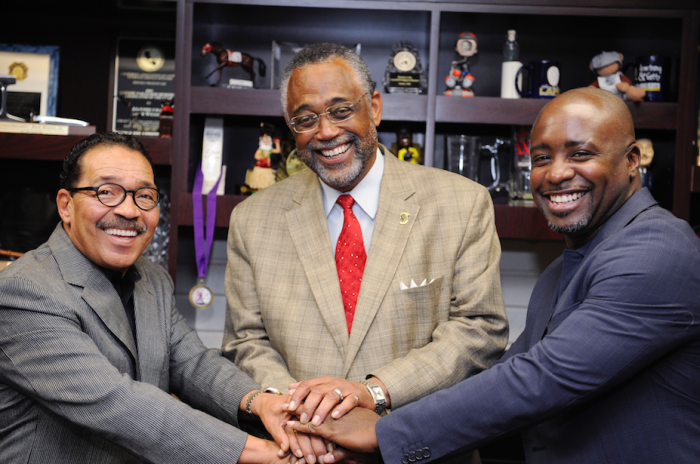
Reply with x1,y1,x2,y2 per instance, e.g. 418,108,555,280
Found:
245,123,281,191
444,32,478,97
637,138,654,189
396,128,421,164
589,51,645,102
201,42,266,86
158,98,174,138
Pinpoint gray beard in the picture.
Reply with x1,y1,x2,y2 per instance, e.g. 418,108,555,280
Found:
299,124,377,190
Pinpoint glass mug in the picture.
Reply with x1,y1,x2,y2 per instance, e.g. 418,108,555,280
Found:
445,135,500,190
508,130,534,206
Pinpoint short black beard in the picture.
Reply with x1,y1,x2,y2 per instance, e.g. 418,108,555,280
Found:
299,123,377,190
542,209,592,235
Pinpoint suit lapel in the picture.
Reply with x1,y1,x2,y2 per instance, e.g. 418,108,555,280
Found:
286,171,349,357
343,151,419,375
50,224,139,367
132,263,165,384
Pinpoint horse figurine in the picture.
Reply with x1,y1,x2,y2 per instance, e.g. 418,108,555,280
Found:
202,42,266,86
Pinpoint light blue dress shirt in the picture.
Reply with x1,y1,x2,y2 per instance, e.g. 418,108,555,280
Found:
319,148,384,256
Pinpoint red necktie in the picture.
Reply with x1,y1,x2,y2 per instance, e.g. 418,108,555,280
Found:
335,195,367,334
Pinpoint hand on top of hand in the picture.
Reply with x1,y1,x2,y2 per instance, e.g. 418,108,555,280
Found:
285,376,379,426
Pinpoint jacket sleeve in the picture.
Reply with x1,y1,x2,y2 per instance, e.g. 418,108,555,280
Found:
222,204,299,391
375,221,700,463
0,274,254,464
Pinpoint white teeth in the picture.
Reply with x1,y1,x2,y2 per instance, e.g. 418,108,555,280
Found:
549,192,585,204
104,228,138,237
321,143,350,158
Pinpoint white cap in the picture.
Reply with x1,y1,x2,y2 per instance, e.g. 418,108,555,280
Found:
507,30,516,41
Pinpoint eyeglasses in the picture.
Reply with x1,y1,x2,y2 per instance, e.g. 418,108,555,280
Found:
289,92,369,134
67,183,160,211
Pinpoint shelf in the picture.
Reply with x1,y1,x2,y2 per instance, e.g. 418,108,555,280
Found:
494,204,563,241
436,96,678,129
176,193,248,228
189,87,429,122
0,133,171,165
176,191,562,241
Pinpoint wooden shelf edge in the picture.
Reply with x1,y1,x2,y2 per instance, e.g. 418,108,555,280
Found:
436,96,678,129
177,193,248,228
0,133,172,165
175,193,561,241
494,203,564,241
189,86,429,122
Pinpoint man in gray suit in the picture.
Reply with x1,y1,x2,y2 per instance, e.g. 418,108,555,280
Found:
0,133,297,464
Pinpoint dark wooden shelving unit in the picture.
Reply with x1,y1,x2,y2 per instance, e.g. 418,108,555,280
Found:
171,0,700,280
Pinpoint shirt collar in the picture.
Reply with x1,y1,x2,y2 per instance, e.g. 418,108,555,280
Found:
320,147,384,219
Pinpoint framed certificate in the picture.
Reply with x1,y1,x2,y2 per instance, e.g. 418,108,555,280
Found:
0,44,59,120
111,38,175,135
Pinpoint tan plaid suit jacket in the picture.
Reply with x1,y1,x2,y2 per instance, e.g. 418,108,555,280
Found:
223,146,508,409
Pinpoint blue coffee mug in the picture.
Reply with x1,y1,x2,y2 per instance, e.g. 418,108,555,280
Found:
515,60,561,99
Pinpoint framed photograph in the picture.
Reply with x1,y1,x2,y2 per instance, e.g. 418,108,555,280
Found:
0,44,59,120
112,37,175,136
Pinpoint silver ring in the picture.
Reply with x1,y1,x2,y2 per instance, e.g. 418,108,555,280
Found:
354,395,360,405
332,388,344,402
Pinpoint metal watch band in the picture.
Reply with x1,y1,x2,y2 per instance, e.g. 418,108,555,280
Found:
245,387,282,416
360,379,387,415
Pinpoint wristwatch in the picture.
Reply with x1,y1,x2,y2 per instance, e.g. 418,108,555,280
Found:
360,379,387,415
246,387,282,416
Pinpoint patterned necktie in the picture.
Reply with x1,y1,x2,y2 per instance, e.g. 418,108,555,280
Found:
335,195,367,334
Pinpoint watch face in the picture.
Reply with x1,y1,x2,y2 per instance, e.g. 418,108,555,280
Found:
136,45,165,72
189,284,213,309
394,51,417,72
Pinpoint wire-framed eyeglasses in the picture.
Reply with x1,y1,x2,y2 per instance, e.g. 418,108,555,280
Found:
67,183,160,211
289,92,369,134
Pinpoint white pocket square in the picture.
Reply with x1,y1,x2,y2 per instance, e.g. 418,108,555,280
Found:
400,278,436,290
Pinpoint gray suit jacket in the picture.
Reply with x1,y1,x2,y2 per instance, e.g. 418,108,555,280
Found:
223,147,508,408
0,224,261,464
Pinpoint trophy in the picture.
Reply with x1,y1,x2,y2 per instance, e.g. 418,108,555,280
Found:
383,41,427,94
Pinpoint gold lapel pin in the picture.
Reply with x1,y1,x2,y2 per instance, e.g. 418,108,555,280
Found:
400,212,410,225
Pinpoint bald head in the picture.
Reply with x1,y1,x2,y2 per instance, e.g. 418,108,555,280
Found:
535,87,635,143
529,87,642,248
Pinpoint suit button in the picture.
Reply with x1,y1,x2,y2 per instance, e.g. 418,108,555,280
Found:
402,454,409,464
415,449,424,460
423,447,431,458
408,451,416,462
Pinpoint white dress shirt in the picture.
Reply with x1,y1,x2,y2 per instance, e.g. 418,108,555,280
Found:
320,148,384,256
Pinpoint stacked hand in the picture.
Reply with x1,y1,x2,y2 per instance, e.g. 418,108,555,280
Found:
277,376,385,463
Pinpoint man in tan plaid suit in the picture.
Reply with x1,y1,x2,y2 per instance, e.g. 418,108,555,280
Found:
223,43,508,462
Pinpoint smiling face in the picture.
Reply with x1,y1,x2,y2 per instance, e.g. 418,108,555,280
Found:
57,145,159,275
285,58,382,192
530,89,641,248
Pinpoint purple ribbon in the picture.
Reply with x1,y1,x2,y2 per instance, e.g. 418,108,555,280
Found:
192,163,222,279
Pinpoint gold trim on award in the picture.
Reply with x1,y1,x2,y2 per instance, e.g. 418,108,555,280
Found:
189,280,214,310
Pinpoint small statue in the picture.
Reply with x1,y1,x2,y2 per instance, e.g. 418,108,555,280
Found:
158,98,174,138
245,123,280,191
444,32,478,97
201,42,266,86
589,51,645,102
396,128,420,164
637,138,654,189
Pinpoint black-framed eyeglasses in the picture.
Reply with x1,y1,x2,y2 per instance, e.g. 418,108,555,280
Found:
289,91,370,134
67,183,160,211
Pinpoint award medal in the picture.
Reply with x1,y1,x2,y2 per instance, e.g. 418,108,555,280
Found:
189,162,222,309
